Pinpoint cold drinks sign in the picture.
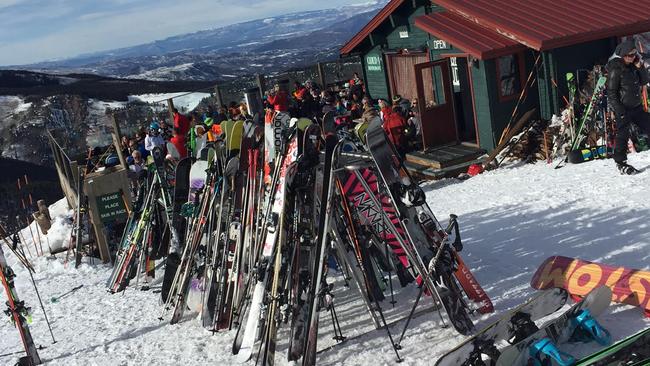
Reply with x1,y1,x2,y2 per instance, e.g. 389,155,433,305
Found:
96,192,128,224
366,55,382,72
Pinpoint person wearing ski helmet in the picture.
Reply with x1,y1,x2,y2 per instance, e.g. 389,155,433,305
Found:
607,38,650,174
145,121,165,152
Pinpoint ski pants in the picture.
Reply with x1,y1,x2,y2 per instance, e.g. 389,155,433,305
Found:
614,105,650,163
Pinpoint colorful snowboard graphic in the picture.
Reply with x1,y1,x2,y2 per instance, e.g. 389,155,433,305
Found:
531,255,650,317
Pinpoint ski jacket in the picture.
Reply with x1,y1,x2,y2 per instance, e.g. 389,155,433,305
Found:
173,112,190,136
267,91,289,112
607,57,650,117
383,110,407,148
144,134,165,151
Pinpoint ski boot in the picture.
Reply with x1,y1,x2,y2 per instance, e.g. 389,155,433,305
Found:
617,161,640,175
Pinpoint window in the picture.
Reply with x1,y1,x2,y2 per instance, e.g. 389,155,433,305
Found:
497,54,521,99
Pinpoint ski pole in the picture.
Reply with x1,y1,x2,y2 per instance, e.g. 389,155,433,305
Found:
395,283,425,348
26,268,56,344
51,285,83,303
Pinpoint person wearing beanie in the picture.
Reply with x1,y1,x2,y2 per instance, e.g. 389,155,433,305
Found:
607,38,650,174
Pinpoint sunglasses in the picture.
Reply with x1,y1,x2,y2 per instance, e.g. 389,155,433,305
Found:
624,52,637,58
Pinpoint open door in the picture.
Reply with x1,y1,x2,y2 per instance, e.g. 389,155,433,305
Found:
415,59,459,149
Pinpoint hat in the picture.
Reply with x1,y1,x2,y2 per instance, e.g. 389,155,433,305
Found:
616,39,637,56
392,95,402,103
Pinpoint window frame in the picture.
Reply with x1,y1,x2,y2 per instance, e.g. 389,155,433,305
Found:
495,52,525,102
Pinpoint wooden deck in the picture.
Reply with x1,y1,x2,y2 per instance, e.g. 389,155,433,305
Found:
405,143,486,180
406,143,486,169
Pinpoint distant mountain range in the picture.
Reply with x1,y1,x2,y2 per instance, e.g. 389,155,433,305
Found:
6,1,386,81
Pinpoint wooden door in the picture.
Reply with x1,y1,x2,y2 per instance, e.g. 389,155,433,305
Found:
415,59,459,149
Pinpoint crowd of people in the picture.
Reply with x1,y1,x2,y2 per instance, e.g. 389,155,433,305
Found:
89,72,423,193
265,73,422,154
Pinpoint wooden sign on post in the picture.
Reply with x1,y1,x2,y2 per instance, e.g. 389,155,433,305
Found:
95,192,128,225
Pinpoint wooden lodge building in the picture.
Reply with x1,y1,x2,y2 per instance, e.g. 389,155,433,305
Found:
341,0,650,176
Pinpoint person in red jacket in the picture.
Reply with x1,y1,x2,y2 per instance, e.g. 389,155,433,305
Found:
169,127,188,159
173,108,190,137
267,84,289,112
383,105,408,156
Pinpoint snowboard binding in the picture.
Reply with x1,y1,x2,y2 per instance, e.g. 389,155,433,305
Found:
398,183,426,207
617,161,640,175
509,312,539,345
570,308,611,346
529,338,575,366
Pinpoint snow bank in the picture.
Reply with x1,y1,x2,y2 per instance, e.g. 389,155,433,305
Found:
2,152,650,365
17,198,72,257
0,95,32,114
128,92,211,112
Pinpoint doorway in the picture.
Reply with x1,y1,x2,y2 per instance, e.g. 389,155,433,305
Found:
451,57,477,144
414,58,458,149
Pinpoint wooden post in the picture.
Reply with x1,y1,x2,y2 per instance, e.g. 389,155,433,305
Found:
256,74,266,102
317,62,326,90
214,84,224,108
111,115,128,170
166,98,175,122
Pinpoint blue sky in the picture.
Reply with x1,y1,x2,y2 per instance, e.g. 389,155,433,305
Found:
0,0,366,66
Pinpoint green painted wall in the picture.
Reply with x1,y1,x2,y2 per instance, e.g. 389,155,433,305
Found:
363,45,390,100
478,52,540,150
470,60,494,150
353,0,432,100
384,5,430,51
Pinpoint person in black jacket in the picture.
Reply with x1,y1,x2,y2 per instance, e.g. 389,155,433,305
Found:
607,39,650,174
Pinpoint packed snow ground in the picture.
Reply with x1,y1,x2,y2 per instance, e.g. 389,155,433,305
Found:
2,152,650,365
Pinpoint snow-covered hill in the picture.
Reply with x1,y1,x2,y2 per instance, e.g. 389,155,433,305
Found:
7,1,387,81
2,152,650,365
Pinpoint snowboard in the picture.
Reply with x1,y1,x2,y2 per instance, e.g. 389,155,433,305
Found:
322,111,336,134
435,288,569,366
531,255,650,317
576,326,650,365
567,146,610,164
366,116,479,334
496,286,612,366
161,157,192,303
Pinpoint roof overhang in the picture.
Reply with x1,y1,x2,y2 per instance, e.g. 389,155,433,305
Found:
414,12,527,60
340,0,405,55
433,0,650,51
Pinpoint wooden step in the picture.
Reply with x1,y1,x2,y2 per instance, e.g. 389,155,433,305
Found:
406,144,486,169
405,157,485,181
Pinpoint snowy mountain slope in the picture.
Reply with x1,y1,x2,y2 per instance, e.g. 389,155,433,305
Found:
7,1,387,81
2,151,650,365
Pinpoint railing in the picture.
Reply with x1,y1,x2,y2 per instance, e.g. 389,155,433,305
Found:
47,131,80,209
